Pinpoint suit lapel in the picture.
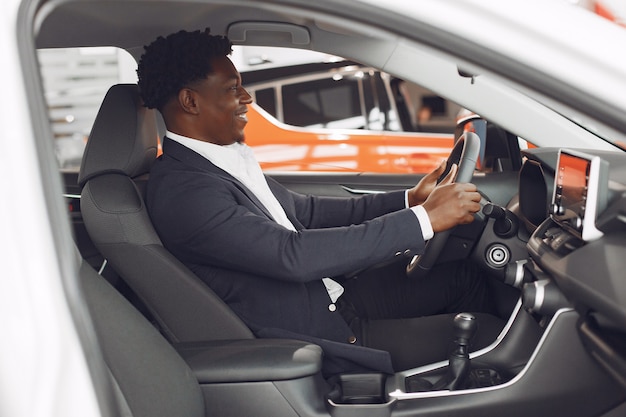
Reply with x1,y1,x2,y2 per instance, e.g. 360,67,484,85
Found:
162,138,277,222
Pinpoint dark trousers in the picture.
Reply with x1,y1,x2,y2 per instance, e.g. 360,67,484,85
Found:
339,260,517,371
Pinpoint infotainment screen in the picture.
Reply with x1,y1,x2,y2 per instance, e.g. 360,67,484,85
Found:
551,149,608,241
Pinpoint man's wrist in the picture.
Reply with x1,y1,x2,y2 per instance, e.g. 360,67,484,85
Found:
410,205,434,240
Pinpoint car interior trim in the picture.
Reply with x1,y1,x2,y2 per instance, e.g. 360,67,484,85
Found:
340,186,386,195
397,299,523,378
389,306,573,400
227,21,311,45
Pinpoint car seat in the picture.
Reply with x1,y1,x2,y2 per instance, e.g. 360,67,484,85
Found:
81,243,328,417
80,256,205,417
78,83,253,343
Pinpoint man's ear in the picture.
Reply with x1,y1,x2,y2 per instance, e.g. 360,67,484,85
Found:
178,88,200,115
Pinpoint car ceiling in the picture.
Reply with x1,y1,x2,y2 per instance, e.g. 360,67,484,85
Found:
33,1,413,110
36,1,354,55
34,0,406,100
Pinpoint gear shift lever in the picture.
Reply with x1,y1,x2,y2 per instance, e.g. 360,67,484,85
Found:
453,312,478,346
432,312,477,391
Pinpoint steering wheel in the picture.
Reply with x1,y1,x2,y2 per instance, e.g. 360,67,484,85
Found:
406,131,481,279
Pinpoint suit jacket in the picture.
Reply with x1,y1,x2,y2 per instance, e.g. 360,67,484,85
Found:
146,138,427,375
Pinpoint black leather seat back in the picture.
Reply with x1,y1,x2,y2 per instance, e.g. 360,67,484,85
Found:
78,84,253,343
81,259,205,417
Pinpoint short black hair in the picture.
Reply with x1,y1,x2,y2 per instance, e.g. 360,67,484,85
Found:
137,29,233,110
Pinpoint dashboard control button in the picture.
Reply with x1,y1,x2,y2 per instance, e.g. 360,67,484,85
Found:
486,244,510,267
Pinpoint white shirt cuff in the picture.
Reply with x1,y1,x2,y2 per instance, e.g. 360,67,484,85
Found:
405,190,434,240
410,205,434,240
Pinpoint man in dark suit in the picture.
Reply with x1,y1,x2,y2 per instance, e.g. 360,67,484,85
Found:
139,29,506,375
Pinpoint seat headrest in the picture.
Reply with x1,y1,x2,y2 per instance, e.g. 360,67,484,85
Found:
78,84,159,187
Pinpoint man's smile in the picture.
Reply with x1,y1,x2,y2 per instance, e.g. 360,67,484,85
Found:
235,108,248,122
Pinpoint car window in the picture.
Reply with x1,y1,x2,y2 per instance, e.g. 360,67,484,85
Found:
39,46,458,174
282,76,364,129
254,88,278,119
242,60,459,134
39,46,137,170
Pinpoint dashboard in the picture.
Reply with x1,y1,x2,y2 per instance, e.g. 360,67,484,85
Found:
551,149,608,242
515,147,626,388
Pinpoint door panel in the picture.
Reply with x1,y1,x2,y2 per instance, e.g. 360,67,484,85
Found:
268,171,520,208
268,172,424,197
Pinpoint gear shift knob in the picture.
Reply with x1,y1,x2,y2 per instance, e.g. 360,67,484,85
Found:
453,312,477,346
429,312,478,391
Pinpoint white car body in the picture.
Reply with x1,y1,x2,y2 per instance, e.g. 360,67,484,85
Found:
1,0,626,416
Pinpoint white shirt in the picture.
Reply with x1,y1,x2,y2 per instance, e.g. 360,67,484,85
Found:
165,131,433,301
167,131,297,231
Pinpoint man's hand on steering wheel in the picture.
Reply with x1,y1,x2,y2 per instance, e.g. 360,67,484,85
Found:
406,131,482,279
406,160,455,207
422,181,482,232
408,161,480,232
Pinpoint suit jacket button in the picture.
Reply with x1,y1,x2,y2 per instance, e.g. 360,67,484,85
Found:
328,303,337,312
395,251,402,256
348,336,357,344
404,249,411,256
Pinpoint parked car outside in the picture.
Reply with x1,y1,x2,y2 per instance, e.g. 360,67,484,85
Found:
242,59,456,172
244,102,452,172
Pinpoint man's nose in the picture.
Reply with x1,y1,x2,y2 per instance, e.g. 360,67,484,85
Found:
239,86,253,103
